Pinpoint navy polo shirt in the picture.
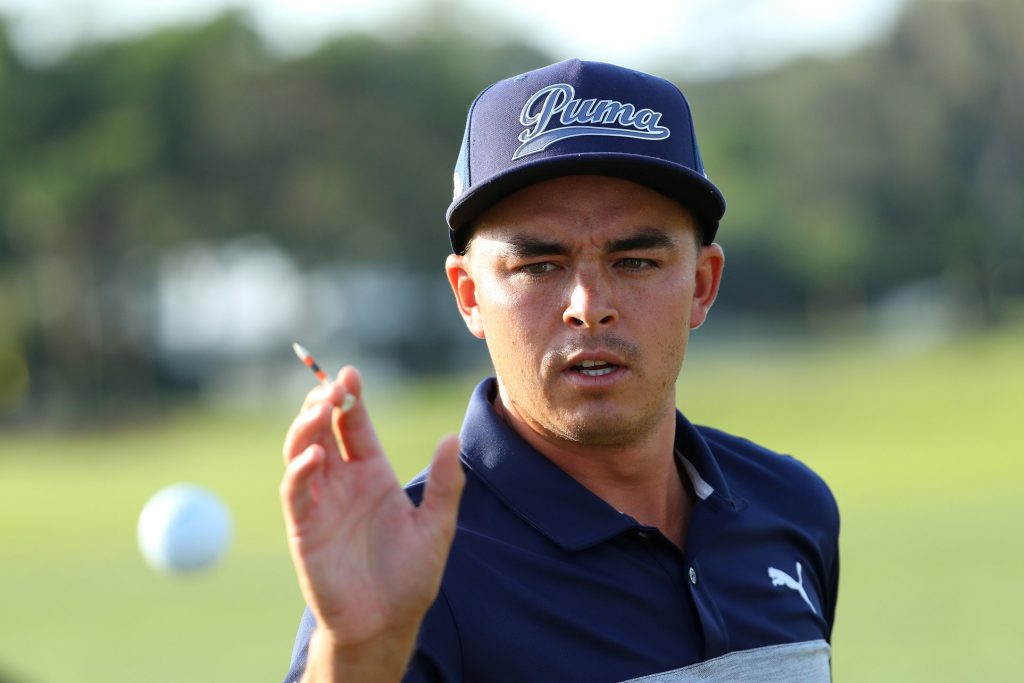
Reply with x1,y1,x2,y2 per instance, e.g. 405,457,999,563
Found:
284,378,839,682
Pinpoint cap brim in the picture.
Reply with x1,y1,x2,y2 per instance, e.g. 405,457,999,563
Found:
446,153,726,252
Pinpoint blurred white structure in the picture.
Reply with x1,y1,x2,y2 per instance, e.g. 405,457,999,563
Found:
153,236,482,403
157,236,305,355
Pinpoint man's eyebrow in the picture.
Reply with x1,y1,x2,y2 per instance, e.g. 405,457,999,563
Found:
496,228,678,257
498,235,571,258
607,228,677,253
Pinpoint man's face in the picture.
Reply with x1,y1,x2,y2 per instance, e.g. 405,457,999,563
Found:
446,175,723,449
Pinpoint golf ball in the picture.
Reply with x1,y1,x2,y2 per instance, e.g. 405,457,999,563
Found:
137,483,233,574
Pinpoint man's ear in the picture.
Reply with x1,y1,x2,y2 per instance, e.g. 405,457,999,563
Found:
690,243,725,330
446,253,486,339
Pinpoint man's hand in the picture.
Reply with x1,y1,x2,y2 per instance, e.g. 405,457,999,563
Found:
281,366,465,682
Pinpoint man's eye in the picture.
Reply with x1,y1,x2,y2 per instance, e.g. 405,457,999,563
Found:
522,262,557,275
619,257,655,270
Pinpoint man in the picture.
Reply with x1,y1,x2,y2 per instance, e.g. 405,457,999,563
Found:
281,59,839,682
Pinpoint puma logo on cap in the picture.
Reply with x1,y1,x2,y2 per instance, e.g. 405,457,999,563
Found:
513,83,670,160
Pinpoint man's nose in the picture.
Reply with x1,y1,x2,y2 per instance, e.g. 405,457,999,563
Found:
563,275,618,329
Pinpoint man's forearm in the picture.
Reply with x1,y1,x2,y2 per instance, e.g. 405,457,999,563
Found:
300,626,419,683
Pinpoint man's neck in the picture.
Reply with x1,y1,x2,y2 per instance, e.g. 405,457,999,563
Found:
493,391,692,551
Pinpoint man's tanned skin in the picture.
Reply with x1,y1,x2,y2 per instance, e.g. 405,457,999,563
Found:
281,176,723,681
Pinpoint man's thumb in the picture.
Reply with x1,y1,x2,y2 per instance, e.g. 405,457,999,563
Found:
420,434,465,537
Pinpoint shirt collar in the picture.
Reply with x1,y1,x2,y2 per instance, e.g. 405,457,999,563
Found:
458,378,741,552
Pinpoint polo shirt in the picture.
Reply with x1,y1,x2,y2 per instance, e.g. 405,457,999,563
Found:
284,378,840,682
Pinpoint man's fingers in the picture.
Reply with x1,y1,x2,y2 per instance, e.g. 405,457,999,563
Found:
333,366,386,463
280,444,326,525
285,370,362,465
282,402,333,466
300,381,339,412
419,435,465,539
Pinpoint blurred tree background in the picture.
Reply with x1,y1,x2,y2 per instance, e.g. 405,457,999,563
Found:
0,0,1021,423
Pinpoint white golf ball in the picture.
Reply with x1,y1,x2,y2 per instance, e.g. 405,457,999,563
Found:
137,484,233,574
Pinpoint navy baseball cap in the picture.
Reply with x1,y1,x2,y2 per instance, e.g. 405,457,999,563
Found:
446,58,726,253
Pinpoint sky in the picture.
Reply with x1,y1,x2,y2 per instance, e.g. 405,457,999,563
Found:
0,0,908,78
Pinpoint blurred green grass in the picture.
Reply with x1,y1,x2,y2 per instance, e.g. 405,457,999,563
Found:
1,327,1022,682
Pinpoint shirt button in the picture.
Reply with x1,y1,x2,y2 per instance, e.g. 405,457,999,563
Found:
637,531,649,539
689,567,698,585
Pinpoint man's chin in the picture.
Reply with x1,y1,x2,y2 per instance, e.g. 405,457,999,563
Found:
550,408,647,448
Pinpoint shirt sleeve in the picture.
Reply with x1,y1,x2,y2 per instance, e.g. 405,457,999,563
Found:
281,591,462,683
823,508,841,638
281,607,315,683
409,588,463,681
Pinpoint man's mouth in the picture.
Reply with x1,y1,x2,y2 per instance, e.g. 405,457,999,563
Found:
571,360,619,377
